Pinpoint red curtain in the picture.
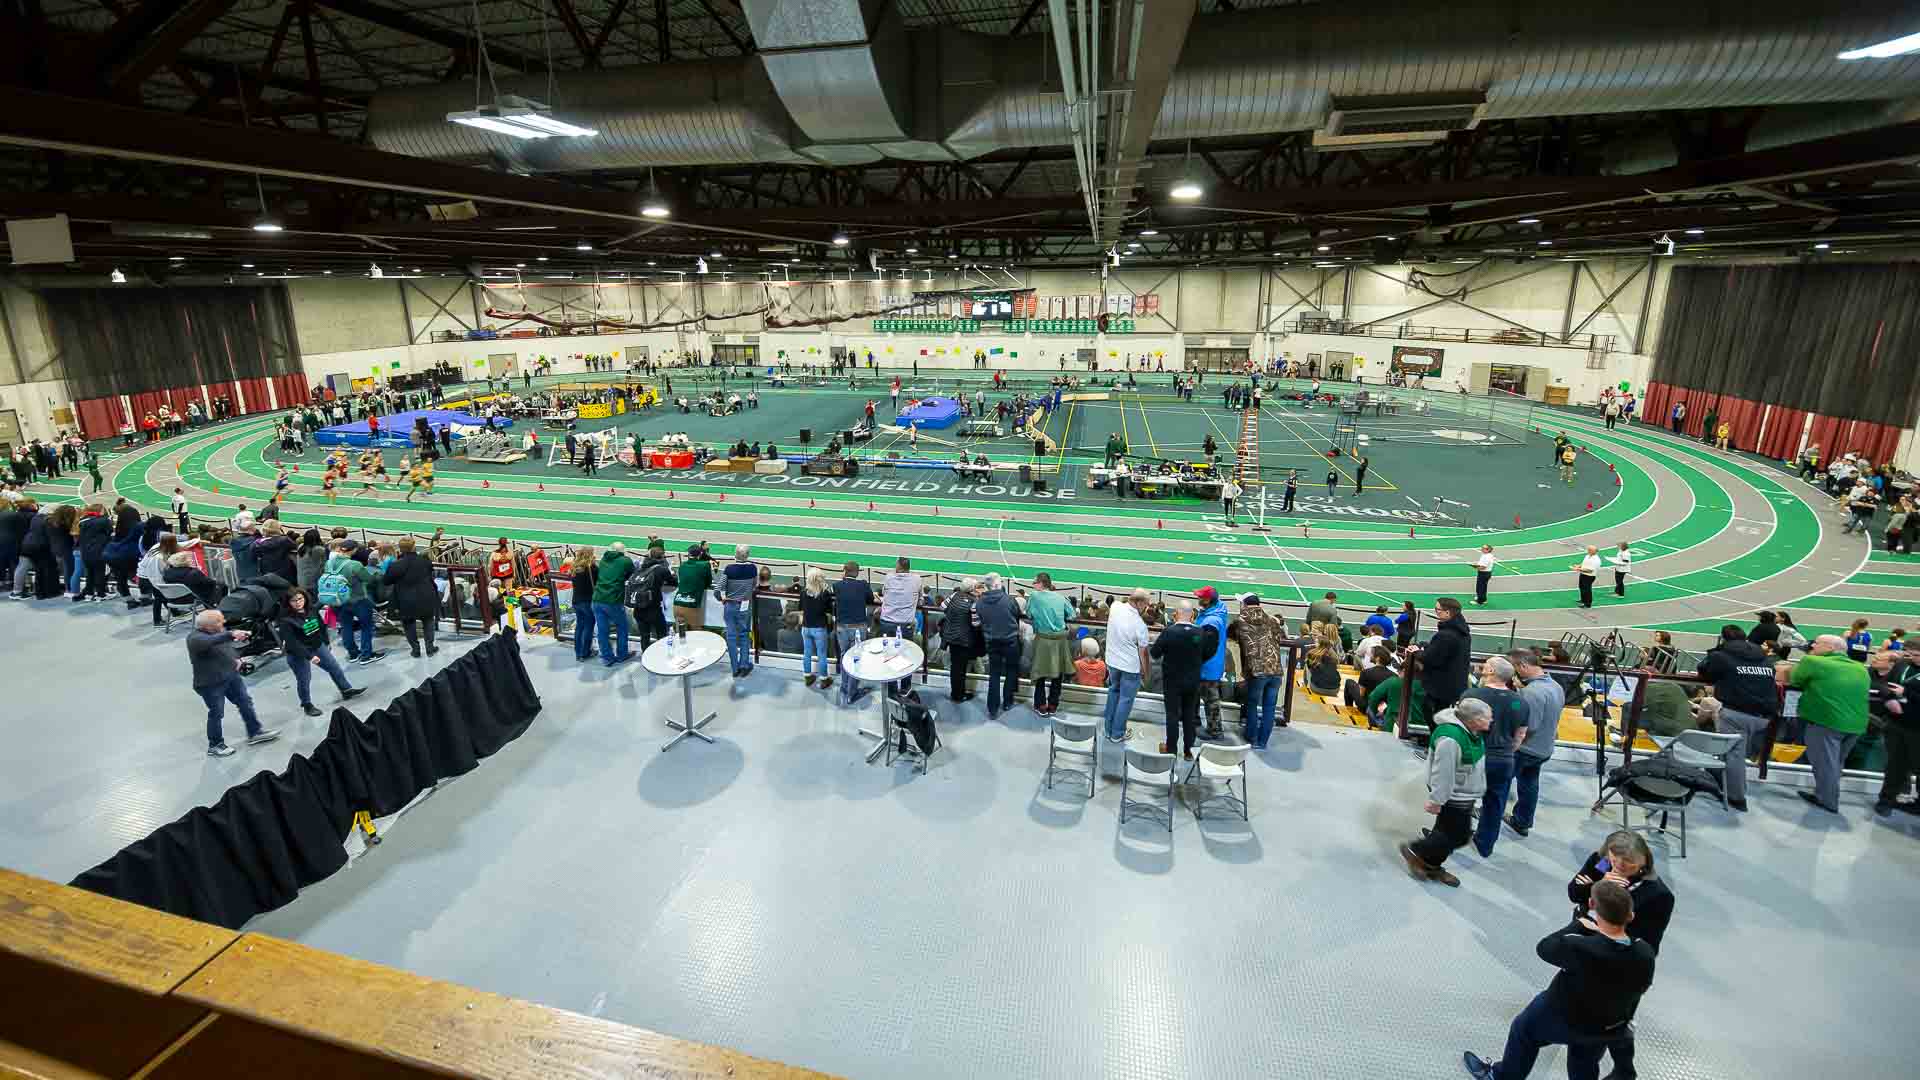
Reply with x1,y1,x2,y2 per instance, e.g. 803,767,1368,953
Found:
1754,406,1809,460
271,373,310,410
1643,382,1898,462
75,397,120,439
235,376,269,415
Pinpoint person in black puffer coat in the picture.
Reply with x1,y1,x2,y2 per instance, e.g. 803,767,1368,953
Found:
941,578,986,702
74,504,113,601
381,536,441,658
0,498,32,593
1419,597,1473,716
252,521,297,584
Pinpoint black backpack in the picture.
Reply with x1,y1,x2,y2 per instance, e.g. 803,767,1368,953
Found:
894,689,939,756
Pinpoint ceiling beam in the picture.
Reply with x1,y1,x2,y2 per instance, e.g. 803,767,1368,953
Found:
550,0,599,67
103,0,241,96
1094,0,1198,244
589,0,631,62
310,0,545,73
696,0,751,54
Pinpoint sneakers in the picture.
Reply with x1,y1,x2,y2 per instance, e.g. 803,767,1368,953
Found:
246,728,282,746
1463,1051,1497,1079
819,676,833,690
302,704,323,717
425,646,438,657
342,687,365,700
356,651,385,666
804,674,816,687
207,743,236,757
410,647,422,658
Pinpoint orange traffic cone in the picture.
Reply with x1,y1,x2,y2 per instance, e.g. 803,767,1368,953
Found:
1513,514,1522,527
668,489,675,499
1408,526,1416,538
481,479,490,489
1585,502,1595,512
808,498,815,508
537,483,544,491
868,501,877,511
290,465,298,473
1614,474,1622,487
211,483,219,493
1156,519,1164,529
609,487,616,495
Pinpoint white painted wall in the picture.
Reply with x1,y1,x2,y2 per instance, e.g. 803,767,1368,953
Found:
0,285,68,444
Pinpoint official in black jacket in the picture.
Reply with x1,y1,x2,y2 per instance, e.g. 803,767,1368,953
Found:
1695,624,1778,810
1419,598,1472,714
381,537,440,658
1149,600,1219,759
74,505,113,601
1465,879,1657,1080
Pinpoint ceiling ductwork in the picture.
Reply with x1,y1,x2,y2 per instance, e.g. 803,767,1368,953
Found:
1603,98,1920,175
369,1,1920,172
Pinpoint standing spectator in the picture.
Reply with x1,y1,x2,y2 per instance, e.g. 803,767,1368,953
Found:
1149,600,1217,760
1195,586,1232,736
672,543,713,633
1103,588,1153,742
798,568,834,689
1700,403,1718,446
74,503,111,602
568,547,598,662
1466,656,1532,857
1879,650,1920,817
186,610,280,757
1281,470,1298,512
1306,590,1341,630
592,543,635,667
1506,648,1566,836
1841,481,1878,535
1669,399,1685,433
320,542,381,665
1747,609,1783,653
629,543,676,656
1219,477,1240,526
1781,635,1869,813
716,544,757,677
1394,600,1417,647
1420,597,1472,714
829,560,875,695
973,574,1022,719
275,589,365,716
1462,881,1657,1080
878,556,922,642
1470,544,1495,605
1324,465,1338,497
1397,697,1492,887
1571,545,1601,608
1026,573,1075,716
1562,830,1674,1078
1362,605,1395,641
382,537,439,658
1230,594,1288,748
1611,541,1631,597
252,521,295,584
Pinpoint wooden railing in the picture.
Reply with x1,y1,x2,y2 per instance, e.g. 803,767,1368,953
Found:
0,867,837,1080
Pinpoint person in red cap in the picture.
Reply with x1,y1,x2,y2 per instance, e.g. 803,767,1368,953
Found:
1195,586,1232,736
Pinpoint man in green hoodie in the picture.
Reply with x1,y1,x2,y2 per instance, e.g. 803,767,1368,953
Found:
1398,697,1491,888
320,542,383,664
592,542,635,666
673,542,713,633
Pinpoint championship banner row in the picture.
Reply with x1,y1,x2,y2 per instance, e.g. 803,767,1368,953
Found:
872,317,1137,334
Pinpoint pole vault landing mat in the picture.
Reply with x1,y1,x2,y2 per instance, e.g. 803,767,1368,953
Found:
895,396,963,430
312,409,513,449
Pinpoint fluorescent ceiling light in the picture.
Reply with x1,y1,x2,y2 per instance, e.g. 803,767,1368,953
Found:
832,231,851,246
904,246,918,254
576,241,593,251
496,225,556,231
1537,240,1553,246
110,268,127,283
252,220,283,233
241,263,255,268
1316,244,1330,252
1517,217,1540,224
1838,33,1920,60
1139,228,1159,237
537,256,548,261
1169,180,1203,200
1684,228,1705,235
169,255,185,262
446,96,597,139
1814,242,1831,249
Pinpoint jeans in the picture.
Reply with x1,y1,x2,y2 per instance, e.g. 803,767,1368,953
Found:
1714,706,1771,803
834,626,869,705
1476,755,1516,856
1410,800,1471,868
68,549,83,594
801,626,830,677
985,637,1021,714
336,598,375,658
722,602,752,672
1104,669,1142,740
289,645,353,706
593,600,629,663
1510,752,1547,830
573,602,597,660
1490,991,1610,1080
1802,723,1859,810
1243,674,1281,747
197,673,261,747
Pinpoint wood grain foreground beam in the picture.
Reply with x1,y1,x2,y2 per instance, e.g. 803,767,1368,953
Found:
0,869,838,1079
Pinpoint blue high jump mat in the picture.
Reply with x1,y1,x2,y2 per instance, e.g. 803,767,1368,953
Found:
311,409,513,449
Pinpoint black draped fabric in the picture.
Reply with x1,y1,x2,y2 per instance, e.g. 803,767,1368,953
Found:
70,630,542,928
40,285,302,401
1651,263,1920,427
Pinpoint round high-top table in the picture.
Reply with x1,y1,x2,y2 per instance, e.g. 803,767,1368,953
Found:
842,637,925,763
641,630,726,752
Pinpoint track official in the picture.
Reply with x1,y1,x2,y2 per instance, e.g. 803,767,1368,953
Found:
1572,545,1601,608
1470,545,1495,605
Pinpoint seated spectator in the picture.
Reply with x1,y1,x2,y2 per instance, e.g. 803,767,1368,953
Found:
1304,621,1343,695
1642,629,1678,674
1073,636,1108,687
1367,666,1428,732
1634,665,1694,737
1344,646,1396,710
776,610,804,654
162,550,223,607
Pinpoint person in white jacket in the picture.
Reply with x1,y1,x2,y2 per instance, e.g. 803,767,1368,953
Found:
1398,698,1492,888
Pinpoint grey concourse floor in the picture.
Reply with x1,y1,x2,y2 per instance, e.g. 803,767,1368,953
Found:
0,598,1915,1080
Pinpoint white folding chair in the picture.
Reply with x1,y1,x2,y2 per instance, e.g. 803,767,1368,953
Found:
1184,742,1252,821
151,581,206,634
1119,747,1176,832
1045,715,1099,798
1662,729,1746,811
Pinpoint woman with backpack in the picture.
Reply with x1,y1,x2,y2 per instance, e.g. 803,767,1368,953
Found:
628,544,676,655
319,542,382,665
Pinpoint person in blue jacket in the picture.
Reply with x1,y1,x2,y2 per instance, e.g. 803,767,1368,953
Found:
1364,605,1396,641
1195,586,1232,737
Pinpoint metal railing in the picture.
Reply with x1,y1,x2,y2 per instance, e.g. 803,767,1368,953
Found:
1285,318,1615,353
